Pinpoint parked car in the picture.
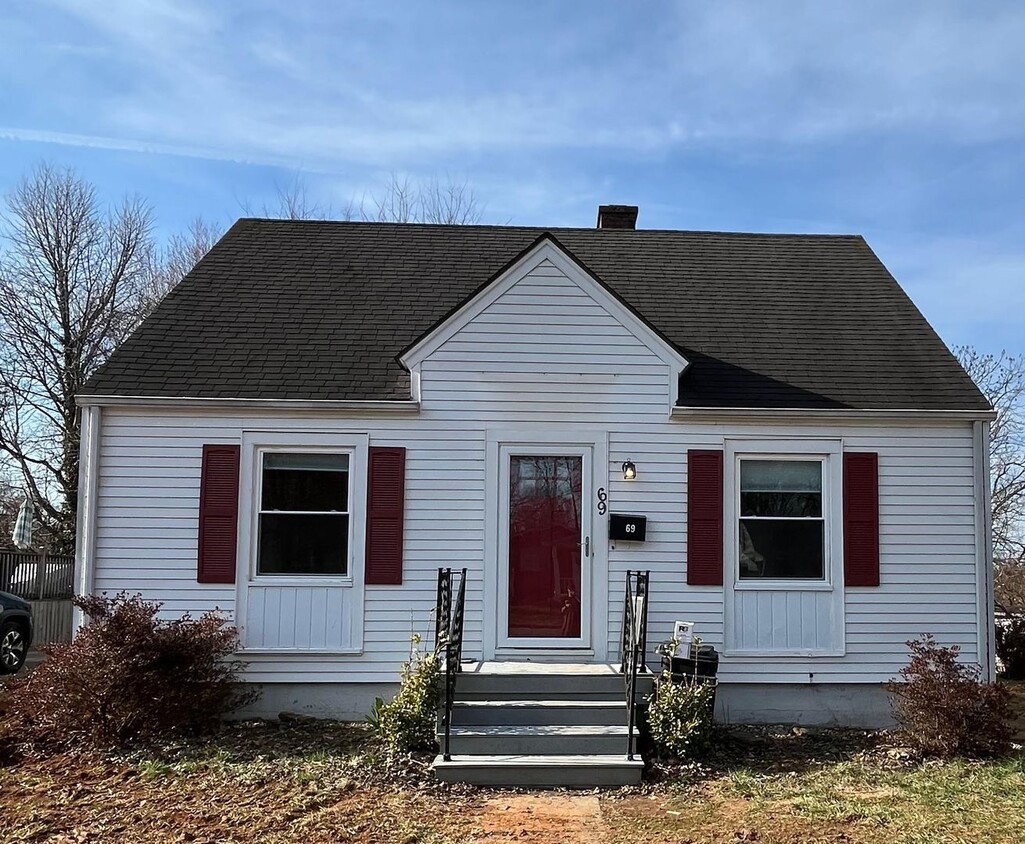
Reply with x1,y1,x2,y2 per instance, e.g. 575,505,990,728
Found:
0,591,33,674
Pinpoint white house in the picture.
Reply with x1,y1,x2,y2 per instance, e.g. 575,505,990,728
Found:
74,206,994,781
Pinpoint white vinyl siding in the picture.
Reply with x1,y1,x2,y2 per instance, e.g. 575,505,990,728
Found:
88,252,984,685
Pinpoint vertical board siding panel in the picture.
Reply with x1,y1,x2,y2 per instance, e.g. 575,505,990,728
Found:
802,593,816,652
748,593,758,652
248,588,264,649
258,591,270,651
788,592,801,649
772,592,786,650
277,589,295,649
732,588,840,653
294,589,313,651
310,588,328,650
325,589,343,651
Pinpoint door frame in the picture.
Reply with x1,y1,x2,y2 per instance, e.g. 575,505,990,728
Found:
483,428,609,661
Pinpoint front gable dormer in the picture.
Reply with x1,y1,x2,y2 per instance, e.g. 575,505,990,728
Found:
399,234,689,415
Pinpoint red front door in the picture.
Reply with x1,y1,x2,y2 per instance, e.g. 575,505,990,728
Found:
507,455,583,639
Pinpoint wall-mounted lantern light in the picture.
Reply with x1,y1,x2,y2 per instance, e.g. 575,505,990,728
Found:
622,460,637,480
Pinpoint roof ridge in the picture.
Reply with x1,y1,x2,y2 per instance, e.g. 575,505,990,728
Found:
234,217,865,240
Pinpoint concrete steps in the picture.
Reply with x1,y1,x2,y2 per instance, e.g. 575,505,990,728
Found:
432,753,644,788
451,698,629,726
444,724,633,755
432,663,650,788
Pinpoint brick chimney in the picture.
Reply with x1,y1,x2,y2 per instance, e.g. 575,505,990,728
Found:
596,205,638,230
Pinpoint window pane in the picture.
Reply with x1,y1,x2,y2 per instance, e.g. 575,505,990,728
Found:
741,460,821,517
262,453,348,512
739,518,824,579
264,453,349,472
258,513,349,575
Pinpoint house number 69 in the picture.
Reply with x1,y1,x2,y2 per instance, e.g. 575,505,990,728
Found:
596,487,608,515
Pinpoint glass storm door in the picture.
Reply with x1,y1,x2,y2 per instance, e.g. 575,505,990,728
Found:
499,448,592,649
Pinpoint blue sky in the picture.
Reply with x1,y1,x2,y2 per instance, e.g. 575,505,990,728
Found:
1,1,1023,355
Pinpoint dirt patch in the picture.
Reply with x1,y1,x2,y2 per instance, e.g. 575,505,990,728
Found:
606,792,868,844
473,794,605,843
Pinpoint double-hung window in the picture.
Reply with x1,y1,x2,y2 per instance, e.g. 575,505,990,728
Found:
257,452,351,576
738,458,825,581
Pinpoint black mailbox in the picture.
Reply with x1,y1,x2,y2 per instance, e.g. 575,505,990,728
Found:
609,513,647,541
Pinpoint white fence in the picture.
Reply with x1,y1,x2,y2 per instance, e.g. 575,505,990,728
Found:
1,550,75,645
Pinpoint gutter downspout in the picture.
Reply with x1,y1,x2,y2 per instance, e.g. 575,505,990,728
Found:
974,420,996,680
73,404,101,634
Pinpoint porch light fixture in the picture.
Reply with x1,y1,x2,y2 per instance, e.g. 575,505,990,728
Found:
622,460,637,480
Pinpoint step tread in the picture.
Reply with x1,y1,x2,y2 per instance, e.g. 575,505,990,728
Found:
452,699,625,709
447,724,631,737
433,754,644,768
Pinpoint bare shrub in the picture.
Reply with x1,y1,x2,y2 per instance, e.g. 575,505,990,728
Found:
886,635,1012,758
2,593,253,754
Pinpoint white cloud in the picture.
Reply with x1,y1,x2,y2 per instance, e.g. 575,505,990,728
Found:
10,0,1025,172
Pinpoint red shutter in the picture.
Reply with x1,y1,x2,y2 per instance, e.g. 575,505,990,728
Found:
365,447,406,585
687,449,724,585
844,452,880,586
197,444,240,584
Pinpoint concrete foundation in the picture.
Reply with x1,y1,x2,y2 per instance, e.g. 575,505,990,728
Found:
235,680,896,729
715,682,896,728
236,682,399,721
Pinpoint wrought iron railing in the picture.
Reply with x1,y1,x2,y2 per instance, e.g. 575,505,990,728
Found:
436,567,467,762
620,569,650,761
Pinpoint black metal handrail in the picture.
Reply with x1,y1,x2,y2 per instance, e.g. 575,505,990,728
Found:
436,567,467,762
621,569,650,761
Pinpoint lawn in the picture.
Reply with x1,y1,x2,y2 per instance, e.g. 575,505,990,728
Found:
0,687,1022,844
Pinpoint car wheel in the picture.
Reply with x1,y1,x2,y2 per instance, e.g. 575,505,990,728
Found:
0,621,28,674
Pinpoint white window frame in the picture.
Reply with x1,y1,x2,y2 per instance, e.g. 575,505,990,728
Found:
725,439,842,593
254,448,356,583
235,428,369,586
234,431,369,655
723,438,845,658
734,454,830,590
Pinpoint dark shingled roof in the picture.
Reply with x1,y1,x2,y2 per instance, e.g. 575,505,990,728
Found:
82,219,988,410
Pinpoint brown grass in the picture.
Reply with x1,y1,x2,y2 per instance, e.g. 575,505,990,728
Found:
0,686,1022,844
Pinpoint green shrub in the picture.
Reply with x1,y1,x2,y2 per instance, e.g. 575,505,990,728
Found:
886,634,1012,758
2,593,253,754
646,673,716,760
373,641,440,753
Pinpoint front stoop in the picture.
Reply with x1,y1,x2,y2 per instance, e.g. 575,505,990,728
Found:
432,663,652,788
432,754,644,788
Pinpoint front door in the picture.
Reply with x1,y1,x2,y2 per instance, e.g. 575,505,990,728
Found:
497,446,592,650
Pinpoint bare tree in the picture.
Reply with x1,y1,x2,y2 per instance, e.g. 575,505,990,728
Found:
0,164,153,551
141,217,222,313
240,172,333,221
244,172,484,225
0,165,486,554
956,347,1025,569
360,173,484,224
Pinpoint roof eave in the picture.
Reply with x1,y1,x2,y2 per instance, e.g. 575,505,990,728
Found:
75,394,421,414
671,406,997,423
